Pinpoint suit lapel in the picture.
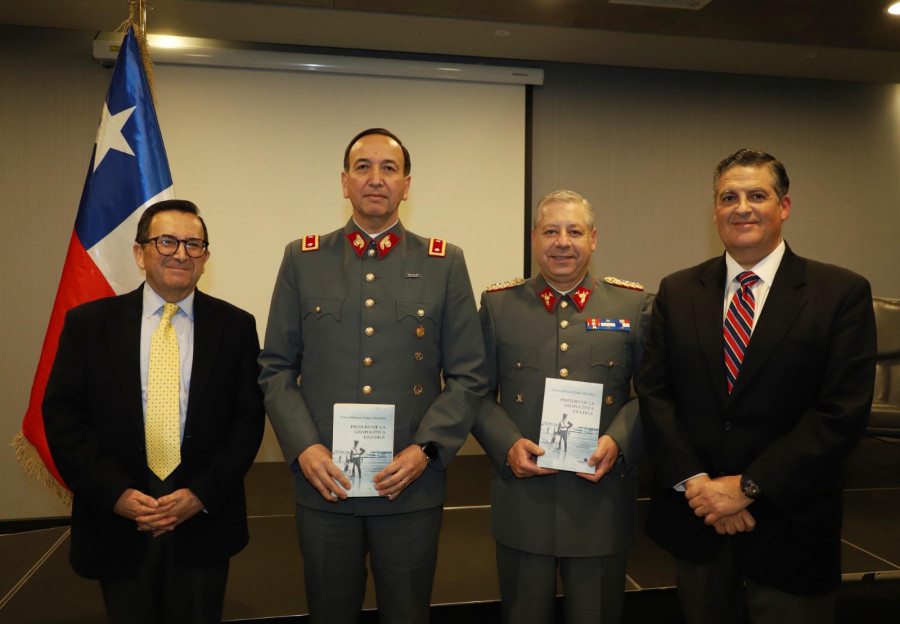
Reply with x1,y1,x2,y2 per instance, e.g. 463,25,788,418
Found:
728,246,808,400
109,287,145,435
692,257,729,407
186,290,221,436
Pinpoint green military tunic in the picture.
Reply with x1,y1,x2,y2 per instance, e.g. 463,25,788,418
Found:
473,271,652,557
259,219,488,515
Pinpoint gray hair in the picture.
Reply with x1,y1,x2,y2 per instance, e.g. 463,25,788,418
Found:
533,190,594,229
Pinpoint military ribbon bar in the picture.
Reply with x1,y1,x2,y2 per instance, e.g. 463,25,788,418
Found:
586,318,631,332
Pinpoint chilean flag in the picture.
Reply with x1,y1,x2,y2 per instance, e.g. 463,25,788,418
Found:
15,27,174,492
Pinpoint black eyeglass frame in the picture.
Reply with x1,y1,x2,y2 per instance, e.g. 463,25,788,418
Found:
141,235,210,258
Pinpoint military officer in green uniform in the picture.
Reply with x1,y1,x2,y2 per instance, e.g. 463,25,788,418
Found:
472,190,652,624
258,128,487,624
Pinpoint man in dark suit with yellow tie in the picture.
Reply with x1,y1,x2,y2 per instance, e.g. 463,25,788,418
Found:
636,149,877,624
44,199,265,624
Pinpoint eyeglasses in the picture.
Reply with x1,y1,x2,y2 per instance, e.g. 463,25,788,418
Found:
142,235,209,258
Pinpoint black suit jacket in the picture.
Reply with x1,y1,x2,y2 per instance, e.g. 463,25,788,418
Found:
636,245,876,595
43,286,265,580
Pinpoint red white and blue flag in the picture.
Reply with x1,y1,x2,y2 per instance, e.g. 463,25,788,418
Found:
15,27,174,493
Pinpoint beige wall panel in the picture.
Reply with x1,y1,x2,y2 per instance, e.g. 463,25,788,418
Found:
530,63,900,297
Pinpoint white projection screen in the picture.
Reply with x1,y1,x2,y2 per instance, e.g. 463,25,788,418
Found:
151,64,526,459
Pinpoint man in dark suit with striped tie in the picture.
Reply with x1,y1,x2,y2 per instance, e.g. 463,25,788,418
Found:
636,148,877,624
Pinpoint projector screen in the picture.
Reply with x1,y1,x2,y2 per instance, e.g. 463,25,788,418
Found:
151,64,526,459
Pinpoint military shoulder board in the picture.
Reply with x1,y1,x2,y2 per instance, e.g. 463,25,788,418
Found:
428,238,447,257
486,277,525,292
604,276,643,291
302,234,320,252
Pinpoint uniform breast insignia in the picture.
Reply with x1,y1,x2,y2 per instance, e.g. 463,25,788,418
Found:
586,318,631,332
302,234,319,251
604,276,644,291
428,238,447,257
485,277,525,292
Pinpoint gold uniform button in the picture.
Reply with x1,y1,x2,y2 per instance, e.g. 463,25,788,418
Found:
560,320,569,329
363,357,373,367
560,301,569,309
415,325,426,338
413,385,423,395
365,298,375,308
560,368,569,377
315,306,321,314
367,248,376,257
365,327,375,337
515,394,524,403
560,343,569,352
605,395,614,405
516,362,523,369
417,309,425,317
366,273,375,282
362,385,372,395
414,352,424,361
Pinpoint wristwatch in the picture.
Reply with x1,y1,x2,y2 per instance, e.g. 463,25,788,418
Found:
740,474,762,499
420,442,439,464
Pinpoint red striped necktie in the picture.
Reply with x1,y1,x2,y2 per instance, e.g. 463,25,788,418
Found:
723,271,760,393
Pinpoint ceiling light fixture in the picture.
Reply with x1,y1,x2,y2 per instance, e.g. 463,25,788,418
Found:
92,32,543,85
888,2,900,15
609,0,712,9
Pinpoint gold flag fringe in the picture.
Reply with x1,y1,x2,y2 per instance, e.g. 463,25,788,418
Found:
12,432,72,506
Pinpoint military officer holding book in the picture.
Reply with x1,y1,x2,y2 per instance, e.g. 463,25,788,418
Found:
472,190,652,624
258,128,488,624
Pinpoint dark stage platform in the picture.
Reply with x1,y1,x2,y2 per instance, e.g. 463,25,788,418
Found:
2,436,898,623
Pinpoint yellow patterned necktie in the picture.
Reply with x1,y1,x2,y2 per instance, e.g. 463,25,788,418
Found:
146,303,181,480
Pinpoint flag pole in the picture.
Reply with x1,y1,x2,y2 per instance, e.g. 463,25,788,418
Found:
137,0,147,35
119,0,157,100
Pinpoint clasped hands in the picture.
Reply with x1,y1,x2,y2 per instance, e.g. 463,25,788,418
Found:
684,474,756,535
114,487,204,537
300,443,428,502
505,435,620,482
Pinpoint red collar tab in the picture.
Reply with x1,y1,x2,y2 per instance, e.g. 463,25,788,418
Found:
302,234,320,252
347,231,367,258
538,287,557,313
428,238,447,257
537,283,593,313
571,285,593,311
347,231,402,258
376,232,401,258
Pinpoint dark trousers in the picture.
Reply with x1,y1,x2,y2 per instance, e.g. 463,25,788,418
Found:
496,542,628,624
675,541,836,624
296,504,443,624
99,532,229,624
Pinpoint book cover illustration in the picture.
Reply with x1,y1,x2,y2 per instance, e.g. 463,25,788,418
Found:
332,403,394,497
536,378,603,474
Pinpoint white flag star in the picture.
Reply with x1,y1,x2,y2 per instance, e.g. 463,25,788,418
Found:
93,103,136,171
